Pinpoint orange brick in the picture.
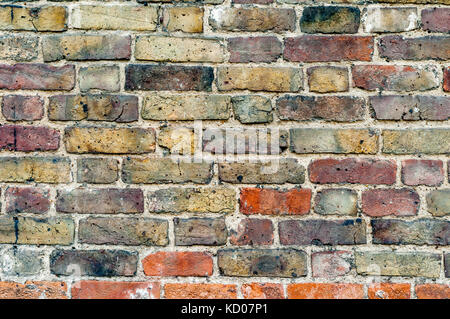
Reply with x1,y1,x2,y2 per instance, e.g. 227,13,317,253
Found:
240,188,311,215
416,284,450,299
0,281,67,299
164,283,237,299
287,283,364,299
71,281,160,299
142,252,213,277
368,283,411,299
241,283,284,299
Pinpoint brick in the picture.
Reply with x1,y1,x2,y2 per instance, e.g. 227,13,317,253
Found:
77,158,119,184
284,36,373,62
162,7,203,33
240,188,311,216
72,5,157,31
277,95,365,122
0,6,66,31
218,249,307,277
402,159,444,186
363,7,418,33
217,67,302,92
445,253,449,278
279,219,366,245
0,216,74,245
209,8,295,32
370,95,450,121
308,66,349,93
203,128,288,155
421,8,450,33
0,157,71,183
219,159,305,184
122,158,212,184
164,284,237,299
5,187,50,214
0,247,44,276
135,36,223,62
43,35,131,62
368,283,411,299
0,64,74,90
64,127,155,154
314,189,358,216
56,188,144,214
445,67,450,92
158,127,195,155
312,251,353,278
309,158,397,185
379,36,450,60
355,251,441,278
362,189,420,217
230,219,274,246
290,128,378,154
72,281,160,299
79,65,120,92
241,283,284,299
301,6,360,34
372,219,449,245
142,94,231,121
383,129,450,154
2,95,44,121
125,65,213,91
79,217,168,246
0,281,67,299
174,217,227,246
50,250,138,277
143,252,213,277
227,37,282,63
287,283,364,299
0,36,38,61
427,189,450,216
48,94,138,122
148,187,235,214
0,125,59,152
416,284,450,299
352,65,440,91
232,95,273,124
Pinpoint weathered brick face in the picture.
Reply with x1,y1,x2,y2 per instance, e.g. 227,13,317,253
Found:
0,0,448,300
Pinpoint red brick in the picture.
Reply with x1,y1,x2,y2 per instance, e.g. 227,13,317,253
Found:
368,283,411,299
2,95,44,121
72,281,160,299
287,283,364,299
0,64,74,90
0,281,67,299
241,283,284,299
0,125,60,152
230,219,274,246
142,252,213,277
352,65,439,91
227,37,282,63
284,36,373,62
164,283,237,299
240,188,311,215
362,189,420,217
421,8,450,33
309,158,397,185
444,67,450,92
379,36,450,60
402,159,444,186
415,284,450,299
5,187,50,214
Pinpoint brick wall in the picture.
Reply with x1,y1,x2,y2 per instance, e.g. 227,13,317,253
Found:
0,0,448,299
